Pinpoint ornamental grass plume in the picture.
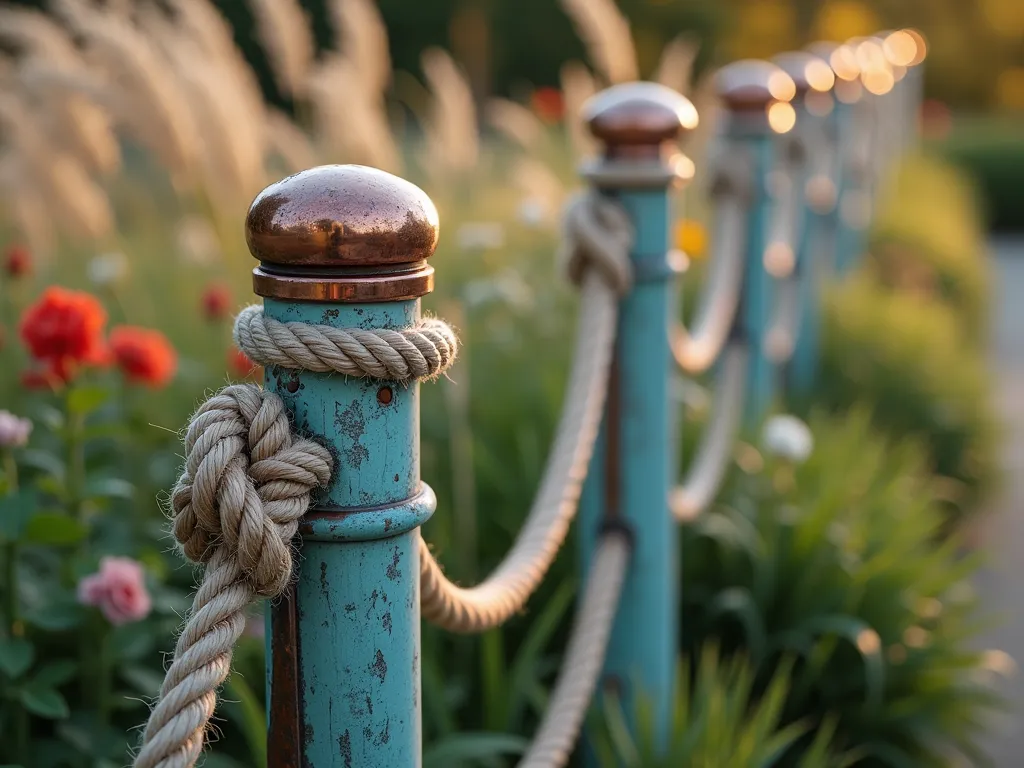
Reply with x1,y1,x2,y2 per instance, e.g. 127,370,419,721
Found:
486,98,547,149
653,34,700,96
51,0,202,188
0,92,114,241
77,556,152,626
247,0,314,99
109,326,177,388
559,0,638,84
560,61,598,161
0,7,121,176
328,0,392,95
19,287,108,385
421,48,479,180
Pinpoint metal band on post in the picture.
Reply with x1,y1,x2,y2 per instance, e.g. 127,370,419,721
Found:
247,165,439,767
575,82,697,759
715,60,797,425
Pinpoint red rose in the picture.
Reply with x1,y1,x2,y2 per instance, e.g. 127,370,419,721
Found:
228,346,260,379
19,287,108,384
531,87,564,123
109,326,177,388
201,283,232,321
4,245,31,278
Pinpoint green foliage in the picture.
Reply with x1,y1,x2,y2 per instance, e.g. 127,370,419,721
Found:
817,278,998,524
936,118,1024,234
681,410,1003,766
867,154,990,339
590,646,849,767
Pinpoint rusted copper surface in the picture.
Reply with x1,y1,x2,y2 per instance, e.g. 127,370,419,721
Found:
716,59,797,111
252,264,434,302
583,82,699,150
247,165,439,267
246,165,440,301
268,586,302,768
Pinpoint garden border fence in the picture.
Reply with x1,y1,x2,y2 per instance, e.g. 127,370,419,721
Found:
136,30,925,768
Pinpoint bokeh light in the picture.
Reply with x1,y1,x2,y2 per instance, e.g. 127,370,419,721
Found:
767,100,797,133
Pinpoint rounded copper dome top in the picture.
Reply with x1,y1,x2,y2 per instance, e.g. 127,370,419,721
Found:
716,60,797,111
772,51,836,95
583,82,699,147
246,165,440,268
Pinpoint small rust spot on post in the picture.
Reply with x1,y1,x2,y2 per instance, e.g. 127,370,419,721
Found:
286,377,300,393
377,386,393,405
268,586,302,767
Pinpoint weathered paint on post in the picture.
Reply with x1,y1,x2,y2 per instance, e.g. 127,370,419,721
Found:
716,60,798,424
577,82,697,758
246,165,439,767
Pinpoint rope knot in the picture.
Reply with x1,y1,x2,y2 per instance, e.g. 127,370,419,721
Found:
170,384,333,597
559,191,634,295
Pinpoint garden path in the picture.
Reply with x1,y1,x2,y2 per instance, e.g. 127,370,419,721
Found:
972,236,1024,765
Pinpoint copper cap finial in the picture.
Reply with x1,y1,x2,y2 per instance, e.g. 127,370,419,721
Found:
583,82,699,152
716,59,797,112
246,165,439,302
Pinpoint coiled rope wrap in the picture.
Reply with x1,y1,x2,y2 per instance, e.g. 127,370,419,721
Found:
136,310,458,768
135,386,333,768
234,306,458,381
419,191,633,633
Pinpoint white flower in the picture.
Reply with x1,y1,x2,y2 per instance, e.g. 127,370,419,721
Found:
516,197,547,228
0,410,32,449
176,215,221,265
456,222,505,252
87,251,128,287
462,269,534,310
761,415,813,463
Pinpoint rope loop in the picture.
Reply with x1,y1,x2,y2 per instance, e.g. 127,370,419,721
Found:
234,306,458,381
134,384,332,768
559,191,634,295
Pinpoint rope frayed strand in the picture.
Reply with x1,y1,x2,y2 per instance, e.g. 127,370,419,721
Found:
133,385,332,768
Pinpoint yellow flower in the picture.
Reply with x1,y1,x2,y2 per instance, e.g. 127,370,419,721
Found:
675,219,707,260
813,0,880,41
996,67,1024,111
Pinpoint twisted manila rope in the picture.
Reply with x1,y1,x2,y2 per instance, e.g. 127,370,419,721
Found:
419,191,633,632
134,385,332,768
234,305,458,380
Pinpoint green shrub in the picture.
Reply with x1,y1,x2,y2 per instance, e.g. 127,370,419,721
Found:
591,645,849,767
935,119,1024,234
681,410,1004,766
816,277,998,524
867,154,989,338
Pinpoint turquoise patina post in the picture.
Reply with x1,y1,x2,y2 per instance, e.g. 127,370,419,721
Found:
830,44,871,276
246,165,438,767
715,60,797,424
772,51,837,398
576,83,697,757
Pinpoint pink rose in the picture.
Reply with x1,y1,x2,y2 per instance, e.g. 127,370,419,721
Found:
77,556,152,625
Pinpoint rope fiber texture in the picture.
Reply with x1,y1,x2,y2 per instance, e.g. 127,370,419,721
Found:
133,386,332,768
234,305,458,381
419,191,633,632
671,176,747,375
671,343,748,521
517,532,631,768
